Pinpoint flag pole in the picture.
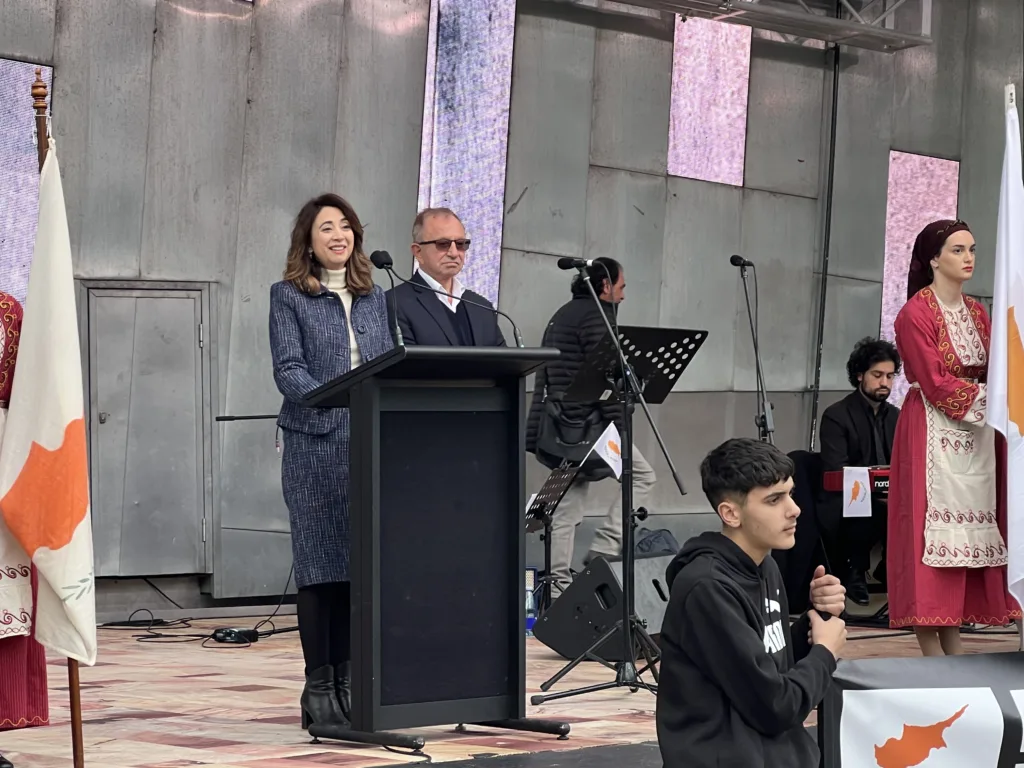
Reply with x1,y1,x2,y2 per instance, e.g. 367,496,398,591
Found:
31,66,86,768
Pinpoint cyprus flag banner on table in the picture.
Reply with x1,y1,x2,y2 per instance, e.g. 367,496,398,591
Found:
819,653,1024,768
987,84,1024,610
0,140,97,665
838,688,1003,767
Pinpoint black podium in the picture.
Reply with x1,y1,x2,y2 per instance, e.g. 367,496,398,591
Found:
300,345,564,742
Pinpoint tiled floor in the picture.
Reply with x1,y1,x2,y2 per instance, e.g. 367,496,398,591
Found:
0,619,1019,767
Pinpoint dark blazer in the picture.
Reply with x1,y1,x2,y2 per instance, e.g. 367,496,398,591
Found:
817,390,898,533
269,279,394,434
819,391,898,472
386,271,506,346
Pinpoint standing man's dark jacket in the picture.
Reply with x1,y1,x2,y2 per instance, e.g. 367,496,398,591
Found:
386,271,506,346
817,391,898,533
656,532,836,768
525,278,619,453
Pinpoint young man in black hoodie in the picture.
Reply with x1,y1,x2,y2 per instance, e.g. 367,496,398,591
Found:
656,438,848,768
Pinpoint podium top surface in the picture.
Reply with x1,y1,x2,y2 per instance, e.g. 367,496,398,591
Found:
301,345,560,408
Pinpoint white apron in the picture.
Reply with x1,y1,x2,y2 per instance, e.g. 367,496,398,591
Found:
920,297,1006,569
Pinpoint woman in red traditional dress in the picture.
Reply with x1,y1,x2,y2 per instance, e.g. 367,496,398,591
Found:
0,291,48,768
888,219,1022,656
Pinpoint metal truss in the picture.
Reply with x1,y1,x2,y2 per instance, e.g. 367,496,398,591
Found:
527,0,933,52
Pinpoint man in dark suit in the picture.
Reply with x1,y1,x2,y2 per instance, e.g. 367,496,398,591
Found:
818,337,900,605
386,207,505,346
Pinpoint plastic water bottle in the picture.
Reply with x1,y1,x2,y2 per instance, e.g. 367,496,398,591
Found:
525,587,537,635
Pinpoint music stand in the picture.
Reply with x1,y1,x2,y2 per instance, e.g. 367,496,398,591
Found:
532,324,707,704
526,466,581,613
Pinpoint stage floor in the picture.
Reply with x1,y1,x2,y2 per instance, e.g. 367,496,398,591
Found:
0,619,1018,767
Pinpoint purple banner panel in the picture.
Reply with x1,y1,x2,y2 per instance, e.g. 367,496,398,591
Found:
668,15,751,187
881,151,960,406
0,60,52,305
416,0,516,307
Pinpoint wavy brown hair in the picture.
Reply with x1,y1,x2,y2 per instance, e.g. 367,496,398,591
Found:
283,193,375,296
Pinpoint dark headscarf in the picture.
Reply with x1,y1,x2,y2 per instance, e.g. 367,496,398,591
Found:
906,219,972,300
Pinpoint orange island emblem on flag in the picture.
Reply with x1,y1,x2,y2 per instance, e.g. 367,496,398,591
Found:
873,705,967,768
850,479,865,505
1,418,89,558
1006,305,1024,437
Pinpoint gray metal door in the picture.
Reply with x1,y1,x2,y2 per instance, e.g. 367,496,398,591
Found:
86,287,207,577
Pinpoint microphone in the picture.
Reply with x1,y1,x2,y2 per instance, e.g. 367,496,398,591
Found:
371,253,525,348
556,257,594,271
370,250,404,347
730,254,754,268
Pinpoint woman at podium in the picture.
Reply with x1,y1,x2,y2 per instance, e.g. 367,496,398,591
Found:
269,194,394,728
888,219,1021,656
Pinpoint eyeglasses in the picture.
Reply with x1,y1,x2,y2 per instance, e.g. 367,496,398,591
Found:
416,238,471,252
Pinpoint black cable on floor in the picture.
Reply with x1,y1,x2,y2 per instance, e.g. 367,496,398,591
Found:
97,568,298,646
383,745,432,762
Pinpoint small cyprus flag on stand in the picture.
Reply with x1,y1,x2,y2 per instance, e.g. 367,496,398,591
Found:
585,422,623,480
843,467,872,518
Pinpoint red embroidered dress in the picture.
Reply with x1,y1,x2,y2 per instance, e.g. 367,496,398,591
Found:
887,287,1021,627
0,291,48,731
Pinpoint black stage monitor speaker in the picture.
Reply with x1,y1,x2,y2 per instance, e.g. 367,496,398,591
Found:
533,552,675,662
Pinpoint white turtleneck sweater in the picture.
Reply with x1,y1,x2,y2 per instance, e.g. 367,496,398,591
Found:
323,267,363,369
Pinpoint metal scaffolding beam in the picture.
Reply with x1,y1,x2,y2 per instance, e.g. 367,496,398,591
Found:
607,0,932,52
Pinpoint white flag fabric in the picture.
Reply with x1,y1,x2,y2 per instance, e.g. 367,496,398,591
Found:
842,467,872,519
0,140,97,665
987,86,1024,609
586,422,623,480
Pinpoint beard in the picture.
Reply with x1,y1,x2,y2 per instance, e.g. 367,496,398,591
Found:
862,384,891,403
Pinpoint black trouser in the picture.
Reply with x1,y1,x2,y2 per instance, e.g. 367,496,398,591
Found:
842,498,887,573
297,581,351,675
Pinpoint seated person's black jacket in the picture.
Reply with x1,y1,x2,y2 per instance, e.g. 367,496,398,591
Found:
817,391,898,535
656,532,837,768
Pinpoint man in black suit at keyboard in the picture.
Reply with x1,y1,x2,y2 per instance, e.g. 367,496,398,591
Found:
386,207,506,347
818,337,900,606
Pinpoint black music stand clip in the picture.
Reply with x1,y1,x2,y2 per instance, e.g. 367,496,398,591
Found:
531,319,707,705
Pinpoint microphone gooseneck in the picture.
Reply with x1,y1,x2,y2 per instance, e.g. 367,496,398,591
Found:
370,250,404,347
388,268,525,348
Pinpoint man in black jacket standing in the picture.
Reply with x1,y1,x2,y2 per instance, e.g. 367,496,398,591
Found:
386,207,506,347
818,337,900,605
657,439,847,768
525,258,656,598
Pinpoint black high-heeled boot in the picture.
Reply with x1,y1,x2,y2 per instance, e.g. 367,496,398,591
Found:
300,664,348,730
334,661,352,722
0,752,14,768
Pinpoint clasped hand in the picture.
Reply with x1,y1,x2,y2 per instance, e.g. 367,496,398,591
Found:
809,565,845,617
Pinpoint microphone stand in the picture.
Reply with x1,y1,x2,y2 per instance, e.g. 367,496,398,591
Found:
577,271,686,497
383,267,404,347
533,267,678,704
738,264,774,444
